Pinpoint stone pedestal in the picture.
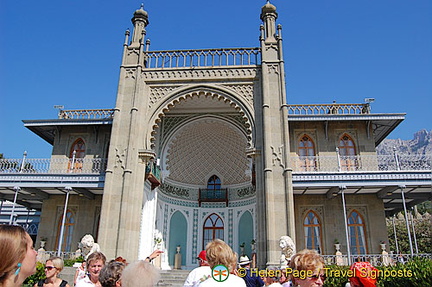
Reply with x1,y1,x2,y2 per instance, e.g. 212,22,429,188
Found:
174,253,182,269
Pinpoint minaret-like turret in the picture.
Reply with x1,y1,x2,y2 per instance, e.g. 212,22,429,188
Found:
260,1,278,42
256,1,295,267
130,4,149,47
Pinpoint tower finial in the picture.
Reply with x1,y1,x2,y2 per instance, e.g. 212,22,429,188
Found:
140,3,144,9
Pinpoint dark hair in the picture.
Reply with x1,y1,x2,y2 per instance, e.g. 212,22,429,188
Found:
99,260,126,287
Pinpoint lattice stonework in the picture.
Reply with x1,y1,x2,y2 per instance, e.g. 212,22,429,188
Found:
223,84,254,107
228,209,233,246
166,120,250,185
192,209,198,262
148,86,181,108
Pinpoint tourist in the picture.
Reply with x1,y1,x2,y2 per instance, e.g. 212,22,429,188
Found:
0,224,38,287
184,250,211,286
288,249,326,287
237,255,264,287
121,260,159,287
279,268,291,287
34,256,70,287
99,260,125,287
76,251,106,287
345,261,378,287
263,266,282,286
199,239,246,286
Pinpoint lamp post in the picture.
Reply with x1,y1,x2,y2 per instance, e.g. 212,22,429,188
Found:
392,214,399,255
9,186,20,224
393,147,414,256
19,151,27,173
400,185,414,255
410,208,419,254
340,186,351,265
57,187,71,256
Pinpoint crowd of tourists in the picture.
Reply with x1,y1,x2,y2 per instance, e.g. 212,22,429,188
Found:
1,224,377,287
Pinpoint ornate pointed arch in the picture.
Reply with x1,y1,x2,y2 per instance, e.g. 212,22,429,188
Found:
146,85,255,150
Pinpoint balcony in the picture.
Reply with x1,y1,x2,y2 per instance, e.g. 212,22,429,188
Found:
145,163,161,189
290,154,431,173
0,157,107,174
198,188,228,206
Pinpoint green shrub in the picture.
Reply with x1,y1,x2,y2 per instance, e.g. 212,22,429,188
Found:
323,257,432,287
23,261,45,287
64,256,84,267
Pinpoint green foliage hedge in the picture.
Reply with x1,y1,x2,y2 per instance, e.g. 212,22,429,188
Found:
323,257,432,287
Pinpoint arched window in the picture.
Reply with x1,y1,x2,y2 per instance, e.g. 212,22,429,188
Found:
203,213,224,249
207,175,221,190
298,135,317,171
55,209,75,252
348,210,368,255
69,138,85,172
338,134,358,171
303,211,322,252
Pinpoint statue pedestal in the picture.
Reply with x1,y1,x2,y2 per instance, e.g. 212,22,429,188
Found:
174,253,182,269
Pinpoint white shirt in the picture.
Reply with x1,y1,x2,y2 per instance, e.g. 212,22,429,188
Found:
184,266,212,287
75,275,97,287
198,274,246,287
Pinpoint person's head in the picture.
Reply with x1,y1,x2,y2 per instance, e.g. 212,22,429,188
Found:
205,239,237,273
348,262,378,287
238,255,251,268
279,268,288,284
99,260,126,287
44,256,64,279
86,251,106,281
263,266,281,285
121,260,159,287
288,249,325,287
0,224,37,285
196,250,209,267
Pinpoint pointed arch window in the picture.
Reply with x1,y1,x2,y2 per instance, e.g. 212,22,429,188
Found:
69,138,85,172
207,175,221,190
298,134,317,171
348,210,368,255
338,134,358,171
303,210,322,252
203,213,224,249
55,209,75,252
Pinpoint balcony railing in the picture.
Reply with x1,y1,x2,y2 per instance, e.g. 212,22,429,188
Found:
0,158,107,174
144,48,261,69
287,103,371,115
322,253,432,266
58,109,115,120
291,154,431,172
198,188,228,206
0,154,429,175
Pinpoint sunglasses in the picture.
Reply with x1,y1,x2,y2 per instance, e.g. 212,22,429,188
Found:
45,266,57,270
309,274,326,281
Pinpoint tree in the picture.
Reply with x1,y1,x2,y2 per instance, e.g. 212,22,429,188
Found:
387,211,432,254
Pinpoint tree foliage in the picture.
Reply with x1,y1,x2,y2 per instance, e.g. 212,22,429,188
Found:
386,210,432,254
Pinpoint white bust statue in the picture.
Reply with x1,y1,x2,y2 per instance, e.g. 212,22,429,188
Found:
80,234,101,259
279,235,296,268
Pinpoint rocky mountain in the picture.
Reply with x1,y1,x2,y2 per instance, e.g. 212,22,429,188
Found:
377,129,432,155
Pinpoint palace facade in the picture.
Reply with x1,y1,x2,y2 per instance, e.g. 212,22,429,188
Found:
1,3,430,269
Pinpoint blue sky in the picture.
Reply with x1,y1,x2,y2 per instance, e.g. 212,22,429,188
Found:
1,0,431,158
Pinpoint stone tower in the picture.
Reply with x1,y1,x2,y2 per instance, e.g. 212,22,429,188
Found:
98,2,293,265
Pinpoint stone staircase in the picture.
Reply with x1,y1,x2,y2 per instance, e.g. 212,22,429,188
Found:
61,267,189,287
157,270,190,286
